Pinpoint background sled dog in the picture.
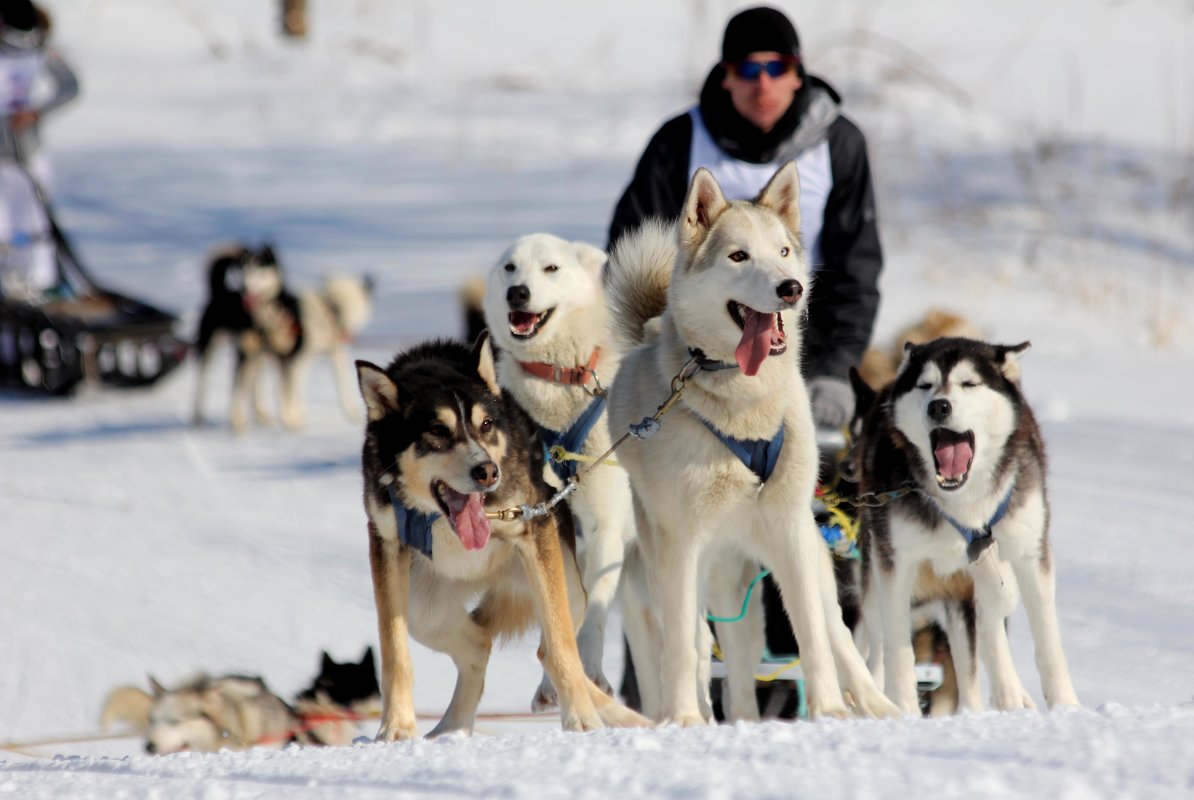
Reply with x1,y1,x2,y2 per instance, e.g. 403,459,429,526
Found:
295,646,381,716
355,337,648,739
99,673,356,753
192,242,282,426
853,337,1080,713
482,232,639,708
192,242,374,433
604,163,896,723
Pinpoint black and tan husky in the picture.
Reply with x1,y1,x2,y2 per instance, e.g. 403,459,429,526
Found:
355,336,647,740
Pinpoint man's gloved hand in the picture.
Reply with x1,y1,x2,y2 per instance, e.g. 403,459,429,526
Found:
808,375,853,430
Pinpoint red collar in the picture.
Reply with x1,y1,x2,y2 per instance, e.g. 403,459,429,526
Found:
518,347,602,388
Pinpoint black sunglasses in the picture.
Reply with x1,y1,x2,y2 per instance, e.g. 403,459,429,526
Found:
727,57,798,81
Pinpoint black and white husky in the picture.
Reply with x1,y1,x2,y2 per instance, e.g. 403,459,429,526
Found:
191,242,374,433
854,337,1080,713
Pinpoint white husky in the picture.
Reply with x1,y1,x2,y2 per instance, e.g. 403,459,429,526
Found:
604,164,897,723
483,233,639,706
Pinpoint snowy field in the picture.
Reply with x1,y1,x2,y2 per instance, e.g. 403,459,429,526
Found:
2,0,1193,797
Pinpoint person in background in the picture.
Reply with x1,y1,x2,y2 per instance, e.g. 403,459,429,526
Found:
608,5,883,711
0,0,79,194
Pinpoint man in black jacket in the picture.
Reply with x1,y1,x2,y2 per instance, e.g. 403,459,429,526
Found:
609,5,881,430
608,5,882,714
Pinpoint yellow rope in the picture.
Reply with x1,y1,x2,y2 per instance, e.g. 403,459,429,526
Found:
548,445,619,468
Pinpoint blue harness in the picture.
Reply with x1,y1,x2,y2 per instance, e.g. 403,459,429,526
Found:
386,484,436,558
699,418,785,484
540,395,607,482
685,348,785,484
935,482,1016,563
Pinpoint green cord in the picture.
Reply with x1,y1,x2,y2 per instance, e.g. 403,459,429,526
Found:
706,569,771,623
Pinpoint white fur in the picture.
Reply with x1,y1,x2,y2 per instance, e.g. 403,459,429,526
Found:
605,165,898,723
482,232,641,707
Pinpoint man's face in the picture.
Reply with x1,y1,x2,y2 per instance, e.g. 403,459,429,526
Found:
721,51,802,134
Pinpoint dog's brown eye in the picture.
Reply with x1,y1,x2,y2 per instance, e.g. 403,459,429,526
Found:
503,263,515,273
780,247,790,257
544,264,559,273
428,423,451,439
479,418,494,433
729,251,748,262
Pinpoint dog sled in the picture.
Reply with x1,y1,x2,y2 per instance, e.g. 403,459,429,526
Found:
0,122,187,395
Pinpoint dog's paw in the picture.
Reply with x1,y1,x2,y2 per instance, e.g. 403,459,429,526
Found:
845,687,902,719
658,713,709,728
375,720,418,742
559,710,604,732
531,679,559,713
991,686,1037,712
596,702,652,728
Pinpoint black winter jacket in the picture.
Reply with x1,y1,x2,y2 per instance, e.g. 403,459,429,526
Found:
607,72,882,381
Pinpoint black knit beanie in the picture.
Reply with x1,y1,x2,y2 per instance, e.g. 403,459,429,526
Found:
721,6,801,63
0,0,39,31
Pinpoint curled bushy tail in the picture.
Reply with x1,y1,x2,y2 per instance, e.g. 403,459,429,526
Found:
604,219,676,351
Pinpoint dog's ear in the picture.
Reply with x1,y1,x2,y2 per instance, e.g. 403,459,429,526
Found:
680,168,729,255
148,675,167,698
573,241,607,277
996,341,1031,384
848,366,877,420
360,645,376,669
321,650,336,672
356,360,400,422
471,330,502,396
755,161,802,238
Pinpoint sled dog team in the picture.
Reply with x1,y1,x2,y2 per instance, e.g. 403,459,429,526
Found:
349,162,1079,743
185,161,1078,745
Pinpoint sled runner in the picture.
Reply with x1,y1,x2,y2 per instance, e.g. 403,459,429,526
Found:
0,122,187,395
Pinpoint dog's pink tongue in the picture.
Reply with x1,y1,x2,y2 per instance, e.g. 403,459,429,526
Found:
934,440,973,480
445,490,491,550
735,308,776,377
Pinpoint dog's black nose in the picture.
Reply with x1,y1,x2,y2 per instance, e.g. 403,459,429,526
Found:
776,279,803,304
145,742,156,754
928,398,952,423
471,461,499,488
506,284,530,309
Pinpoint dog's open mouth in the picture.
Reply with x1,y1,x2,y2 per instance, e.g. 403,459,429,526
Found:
432,480,491,550
727,301,786,376
507,308,554,339
930,428,975,490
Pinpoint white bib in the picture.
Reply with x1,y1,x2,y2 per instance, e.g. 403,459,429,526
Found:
689,109,831,269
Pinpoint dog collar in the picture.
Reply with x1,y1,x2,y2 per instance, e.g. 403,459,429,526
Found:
687,347,738,372
539,395,607,482
518,347,603,390
386,485,436,558
933,481,1016,563
698,416,785,485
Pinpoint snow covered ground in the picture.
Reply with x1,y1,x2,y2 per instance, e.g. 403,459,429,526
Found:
2,0,1193,797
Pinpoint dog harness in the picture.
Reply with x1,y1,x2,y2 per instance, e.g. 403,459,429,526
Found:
685,348,785,484
699,417,785,485
386,485,435,558
540,395,607,482
934,481,1016,563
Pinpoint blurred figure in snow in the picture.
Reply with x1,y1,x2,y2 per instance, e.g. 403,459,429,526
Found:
607,5,883,712
0,0,79,195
